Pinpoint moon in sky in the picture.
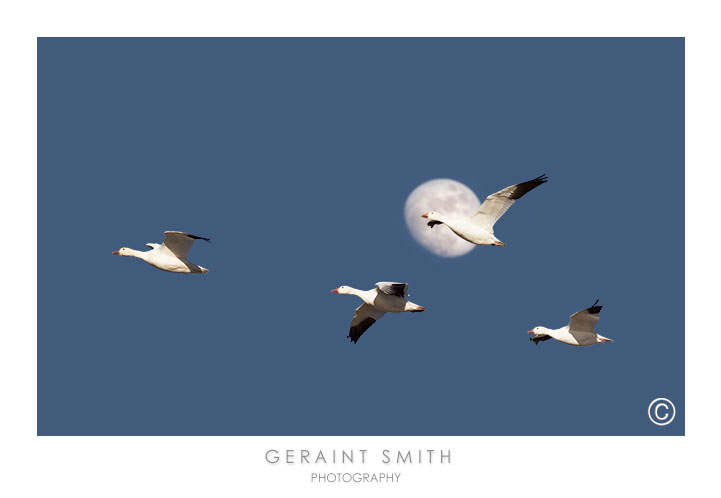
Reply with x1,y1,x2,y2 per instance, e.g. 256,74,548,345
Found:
404,178,481,257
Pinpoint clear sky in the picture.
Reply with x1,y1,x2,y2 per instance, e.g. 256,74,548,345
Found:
38,37,683,435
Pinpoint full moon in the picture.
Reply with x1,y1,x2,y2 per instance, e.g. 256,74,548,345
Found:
404,178,481,257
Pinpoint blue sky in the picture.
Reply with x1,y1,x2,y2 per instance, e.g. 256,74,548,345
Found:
38,38,683,435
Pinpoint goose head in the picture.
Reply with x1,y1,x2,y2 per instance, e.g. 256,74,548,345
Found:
331,286,352,294
421,211,440,220
528,326,549,335
112,247,133,256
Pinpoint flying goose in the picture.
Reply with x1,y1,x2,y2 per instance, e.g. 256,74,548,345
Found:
331,282,426,343
112,231,210,273
421,174,547,246
529,300,613,346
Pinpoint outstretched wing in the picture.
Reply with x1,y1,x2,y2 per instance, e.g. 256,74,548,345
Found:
530,334,553,345
348,304,386,343
568,299,602,334
469,174,548,233
162,231,210,260
375,282,409,298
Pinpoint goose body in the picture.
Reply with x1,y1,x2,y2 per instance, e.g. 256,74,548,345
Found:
331,282,426,343
112,231,210,274
529,300,613,346
422,174,547,246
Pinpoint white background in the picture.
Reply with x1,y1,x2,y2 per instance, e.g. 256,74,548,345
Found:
1,1,717,496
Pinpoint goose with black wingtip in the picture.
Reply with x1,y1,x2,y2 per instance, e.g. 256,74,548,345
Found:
112,231,211,274
529,300,613,346
421,174,548,246
331,282,426,343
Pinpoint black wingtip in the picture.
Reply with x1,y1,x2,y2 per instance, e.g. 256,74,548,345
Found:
187,234,211,242
587,299,602,315
508,174,548,200
427,220,443,228
531,335,552,344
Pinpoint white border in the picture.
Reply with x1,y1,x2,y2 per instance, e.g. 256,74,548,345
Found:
2,1,718,496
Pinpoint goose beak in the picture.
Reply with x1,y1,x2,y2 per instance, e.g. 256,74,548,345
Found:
331,288,339,293
528,330,534,334
421,213,429,218
112,251,119,255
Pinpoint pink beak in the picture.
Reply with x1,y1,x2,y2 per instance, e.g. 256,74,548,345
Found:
528,330,534,334
421,212,429,218
112,251,120,255
331,288,339,293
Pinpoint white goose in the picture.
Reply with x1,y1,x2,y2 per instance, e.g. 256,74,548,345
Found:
529,300,613,346
331,282,426,343
112,231,210,274
421,174,548,246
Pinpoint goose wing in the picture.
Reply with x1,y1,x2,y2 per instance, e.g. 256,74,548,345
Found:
162,231,210,260
530,334,553,345
568,299,602,334
375,282,409,298
348,304,386,343
469,174,547,233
